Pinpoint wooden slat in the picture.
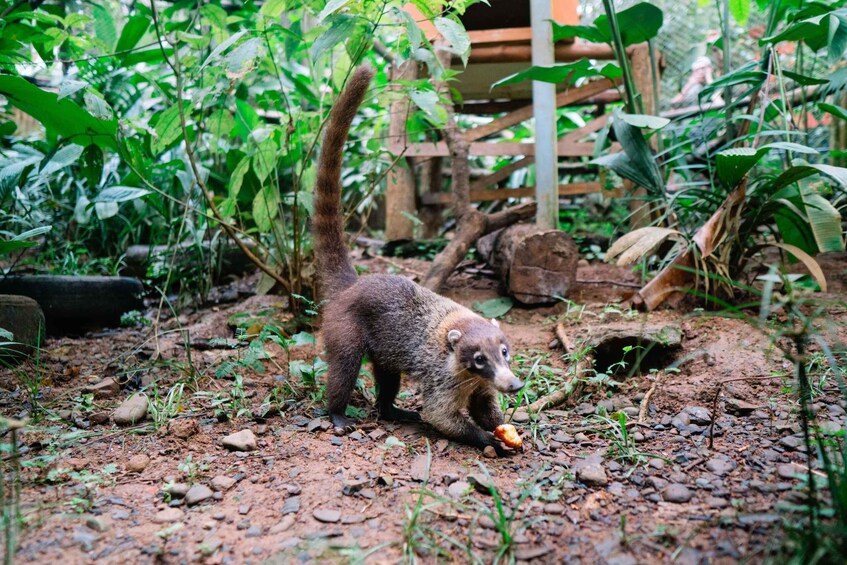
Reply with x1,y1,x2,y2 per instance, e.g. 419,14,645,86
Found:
560,113,610,144
398,140,596,157
467,78,619,142
470,156,535,191
421,182,614,205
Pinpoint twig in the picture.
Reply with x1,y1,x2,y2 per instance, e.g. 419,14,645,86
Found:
638,378,659,425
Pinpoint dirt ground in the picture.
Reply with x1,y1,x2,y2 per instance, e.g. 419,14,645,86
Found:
2,256,846,564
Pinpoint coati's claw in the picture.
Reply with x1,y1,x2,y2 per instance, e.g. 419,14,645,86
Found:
330,413,355,435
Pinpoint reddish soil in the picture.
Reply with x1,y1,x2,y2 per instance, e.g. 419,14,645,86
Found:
2,258,845,564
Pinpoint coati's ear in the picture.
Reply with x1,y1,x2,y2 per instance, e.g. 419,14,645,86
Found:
447,329,462,350
490,318,500,328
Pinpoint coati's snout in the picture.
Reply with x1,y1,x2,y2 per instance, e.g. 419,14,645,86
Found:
447,320,524,394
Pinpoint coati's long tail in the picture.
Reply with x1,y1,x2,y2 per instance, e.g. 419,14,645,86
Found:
313,66,374,299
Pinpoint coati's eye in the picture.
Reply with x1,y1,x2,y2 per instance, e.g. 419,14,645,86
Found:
473,352,486,369
501,346,509,361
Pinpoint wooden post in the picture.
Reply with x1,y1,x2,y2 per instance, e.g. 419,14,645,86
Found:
385,60,418,240
628,43,659,229
530,0,559,230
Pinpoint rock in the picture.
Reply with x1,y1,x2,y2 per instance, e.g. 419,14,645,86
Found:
683,406,712,425
483,446,497,458
576,460,608,487
313,508,341,523
514,546,552,561
126,454,150,473
245,525,263,538
342,479,369,496
410,455,429,482
342,514,366,525
185,484,214,506
221,429,257,452
88,378,120,399
512,411,530,423
706,496,728,509
85,515,110,532
269,515,296,534
705,458,735,476
779,435,804,451
165,483,189,498
64,457,89,471
777,463,801,479
307,418,325,432
725,398,757,415
153,508,184,523
467,474,496,495
448,481,471,498
662,484,693,503
73,529,98,551
210,475,237,492
113,394,148,425
671,412,691,429
168,418,200,439
90,411,110,425
544,503,565,515
281,496,300,515
238,504,251,515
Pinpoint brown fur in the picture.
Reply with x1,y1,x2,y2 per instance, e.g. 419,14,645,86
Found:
312,67,523,454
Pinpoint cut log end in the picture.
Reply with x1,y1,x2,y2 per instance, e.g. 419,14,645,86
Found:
480,224,579,304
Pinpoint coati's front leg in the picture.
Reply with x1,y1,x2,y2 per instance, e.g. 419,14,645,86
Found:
374,364,421,423
422,400,506,457
469,388,504,431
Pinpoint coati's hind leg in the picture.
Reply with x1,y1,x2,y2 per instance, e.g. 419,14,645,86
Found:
469,388,504,432
374,364,421,422
325,323,365,434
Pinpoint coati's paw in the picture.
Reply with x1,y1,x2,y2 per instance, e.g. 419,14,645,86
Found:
484,433,509,457
330,413,356,435
379,406,422,423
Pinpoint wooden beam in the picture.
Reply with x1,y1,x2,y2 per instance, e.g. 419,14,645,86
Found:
398,140,596,157
385,61,418,240
421,182,613,205
466,41,618,64
468,78,619,142
470,156,535,191
560,113,610,144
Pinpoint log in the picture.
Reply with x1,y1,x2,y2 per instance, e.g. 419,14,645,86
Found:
123,240,257,280
477,224,579,304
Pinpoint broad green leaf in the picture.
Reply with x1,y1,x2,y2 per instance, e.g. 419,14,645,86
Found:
819,102,847,121
592,111,663,194
200,4,228,30
94,201,119,220
291,331,316,345
828,13,847,63
74,195,93,224
0,76,117,148
472,297,514,319
619,113,670,129
252,137,277,183
782,70,829,85
83,91,113,120
317,0,348,22
58,79,86,100
0,240,36,255
14,226,52,240
594,2,664,46
409,88,447,126
225,37,263,79
91,3,117,50
153,103,185,153
261,0,287,18
772,164,847,192
394,7,423,48
207,109,235,138
228,156,250,199
80,145,103,188
40,144,83,176
552,24,607,44
310,15,358,60
434,17,471,66
116,15,149,53
93,186,151,203
491,59,620,89
716,147,760,187
253,184,281,232
729,0,751,25
200,30,248,71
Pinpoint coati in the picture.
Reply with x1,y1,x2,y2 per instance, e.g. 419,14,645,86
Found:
313,66,524,455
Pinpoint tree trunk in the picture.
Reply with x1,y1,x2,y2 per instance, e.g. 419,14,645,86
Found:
478,224,579,304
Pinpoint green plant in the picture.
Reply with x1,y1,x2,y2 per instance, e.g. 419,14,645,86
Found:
0,418,24,565
177,454,206,486
593,411,667,471
147,382,186,428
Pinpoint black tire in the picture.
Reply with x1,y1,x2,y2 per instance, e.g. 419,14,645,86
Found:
0,275,143,335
